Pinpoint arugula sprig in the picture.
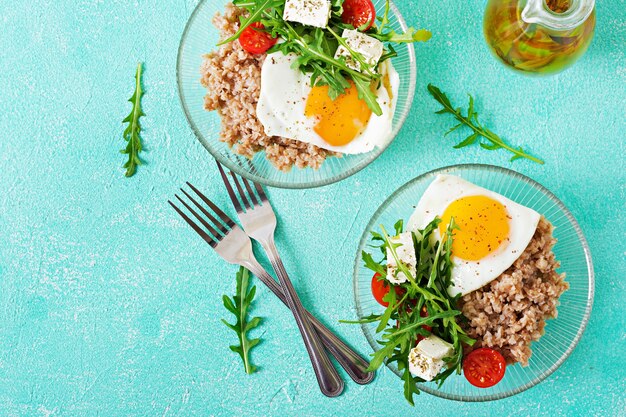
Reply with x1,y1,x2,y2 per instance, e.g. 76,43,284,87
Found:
222,267,263,374
427,84,545,165
219,0,284,45
276,21,385,112
121,63,145,177
217,0,431,115
345,217,475,406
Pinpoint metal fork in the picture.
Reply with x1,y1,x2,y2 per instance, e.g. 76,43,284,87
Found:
169,185,371,395
215,165,373,385
212,171,343,397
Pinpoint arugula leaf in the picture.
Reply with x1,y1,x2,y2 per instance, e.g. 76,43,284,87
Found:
439,218,458,289
367,333,402,371
217,0,430,115
346,217,475,406
379,44,398,64
393,219,404,236
377,0,392,33
402,366,421,406
218,0,283,45
352,76,382,116
384,310,461,338
376,289,401,333
371,28,432,43
370,231,384,242
427,84,545,164
339,313,382,324
327,26,376,77
362,251,386,276
121,63,145,177
221,267,263,374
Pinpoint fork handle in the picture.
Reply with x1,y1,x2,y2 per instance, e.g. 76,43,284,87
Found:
242,258,374,387
261,239,344,397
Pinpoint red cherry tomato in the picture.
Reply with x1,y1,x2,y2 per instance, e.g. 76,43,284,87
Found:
463,348,507,388
371,273,404,307
341,0,376,30
239,22,278,54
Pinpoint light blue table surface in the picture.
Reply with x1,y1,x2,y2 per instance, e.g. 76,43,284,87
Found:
1,0,625,416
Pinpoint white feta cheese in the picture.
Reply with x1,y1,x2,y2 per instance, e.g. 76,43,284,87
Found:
283,0,331,28
386,232,416,284
408,335,454,381
334,29,384,71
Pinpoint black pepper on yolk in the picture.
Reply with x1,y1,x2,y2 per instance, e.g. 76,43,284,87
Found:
304,81,372,146
439,196,510,261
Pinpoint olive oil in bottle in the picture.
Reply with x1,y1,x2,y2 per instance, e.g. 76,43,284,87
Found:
484,0,595,75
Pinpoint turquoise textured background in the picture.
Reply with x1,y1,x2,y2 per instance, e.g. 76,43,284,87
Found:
0,0,624,416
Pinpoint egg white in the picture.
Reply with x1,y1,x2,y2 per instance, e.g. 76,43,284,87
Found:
256,52,399,154
408,174,541,297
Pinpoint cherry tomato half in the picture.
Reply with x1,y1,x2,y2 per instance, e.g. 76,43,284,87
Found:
371,273,405,307
463,348,506,388
341,0,376,31
239,22,278,54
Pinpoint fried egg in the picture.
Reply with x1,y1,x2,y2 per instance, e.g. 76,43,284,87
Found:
256,52,399,154
408,175,541,296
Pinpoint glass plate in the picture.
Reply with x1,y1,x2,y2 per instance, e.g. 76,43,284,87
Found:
177,0,416,189
353,164,594,402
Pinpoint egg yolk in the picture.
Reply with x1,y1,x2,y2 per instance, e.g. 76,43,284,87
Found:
305,81,372,146
439,195,510,261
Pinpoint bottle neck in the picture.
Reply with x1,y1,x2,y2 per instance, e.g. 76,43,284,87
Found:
522,0,595,30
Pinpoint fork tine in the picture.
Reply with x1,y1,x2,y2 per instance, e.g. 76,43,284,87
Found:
175,194,224,241
253,180,269,202
243,157,260,176
186,181,236,228
240,176,261,206
229,171,252,210
180,189,229,236
168,200,218,248
215,163,244,213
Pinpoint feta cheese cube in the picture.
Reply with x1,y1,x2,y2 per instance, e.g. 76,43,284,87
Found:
283,0,331,28
408,335,454,381
386,232,416,284
334,29,384,71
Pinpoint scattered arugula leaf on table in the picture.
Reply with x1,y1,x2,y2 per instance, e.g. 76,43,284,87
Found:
121,63,145,177
427,84,544,165
222,267,263,374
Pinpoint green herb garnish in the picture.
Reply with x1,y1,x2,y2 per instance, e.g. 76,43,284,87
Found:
427,84,544,165
219,0,430,116
343,217,475,406
121,63,145,177
222,267,263,374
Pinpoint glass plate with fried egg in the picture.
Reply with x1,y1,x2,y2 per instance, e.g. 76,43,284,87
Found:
352,164,594,402
177,0,416,188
